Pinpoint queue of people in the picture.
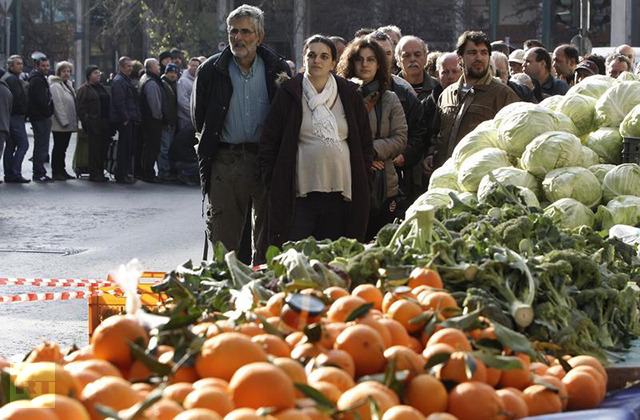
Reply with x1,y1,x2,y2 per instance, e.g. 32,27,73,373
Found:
0,49,203,185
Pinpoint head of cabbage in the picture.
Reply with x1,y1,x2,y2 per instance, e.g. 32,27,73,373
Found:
588,164,616,183
521,131,584,178
451,125,501,169
620,104,640,139
602,163,640,202
428,165,459,190
596,195,640,231
544,198,595,229
476,167,540,198
542,166,602,208
567,75,614,99
457,148,512,192
555,94,597,136
616,71,638,82
539,95,564,111
595,81,640,127
580,146,601,167
496,107,578,157
585,127,623,164
407,188,457,216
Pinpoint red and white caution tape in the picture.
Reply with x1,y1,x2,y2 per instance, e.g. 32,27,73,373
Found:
0,290,112,303
0,278,114,288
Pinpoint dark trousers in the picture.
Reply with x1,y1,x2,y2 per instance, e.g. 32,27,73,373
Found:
4,115,29,180
133,122,143,178
366,195,398,242
52,131,72,176
289,192,346,242
142,119,162,179
31,119,52,178
115,121,134,180
88,120,111,178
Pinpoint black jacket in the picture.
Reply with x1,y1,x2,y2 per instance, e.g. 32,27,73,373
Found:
109,72,141,125
27,70,53,121
391,77,427,168
161,75,178,128
3,72,28,116
191,45,291,196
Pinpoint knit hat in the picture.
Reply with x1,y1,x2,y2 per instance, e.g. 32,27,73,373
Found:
159,50,172,62
165,63,180,74
85,64,100,79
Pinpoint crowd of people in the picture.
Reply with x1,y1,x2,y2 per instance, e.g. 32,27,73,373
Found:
0,49,204,185
0,3,638,264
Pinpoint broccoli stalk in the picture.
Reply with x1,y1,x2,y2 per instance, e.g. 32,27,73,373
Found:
387,205,452,254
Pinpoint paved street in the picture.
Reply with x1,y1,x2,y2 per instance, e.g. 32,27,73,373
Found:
0,130,204,359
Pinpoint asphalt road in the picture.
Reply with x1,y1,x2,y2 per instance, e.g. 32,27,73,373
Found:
0,130,204,360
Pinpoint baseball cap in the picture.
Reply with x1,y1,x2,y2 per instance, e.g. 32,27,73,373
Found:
165,63,180,74
509,49,525,65
576,60,598,75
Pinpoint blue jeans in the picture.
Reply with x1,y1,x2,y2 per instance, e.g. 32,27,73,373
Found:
31,119,52,178
3,115,29,180
158,127,174,178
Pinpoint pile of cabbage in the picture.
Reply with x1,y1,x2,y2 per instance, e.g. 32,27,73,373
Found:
422,73,640,231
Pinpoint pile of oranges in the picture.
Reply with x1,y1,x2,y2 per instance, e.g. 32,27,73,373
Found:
0,267,609,420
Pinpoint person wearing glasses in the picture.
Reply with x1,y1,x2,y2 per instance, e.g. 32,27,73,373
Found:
260,35,373,248
337,38,407,240
192,4,291,264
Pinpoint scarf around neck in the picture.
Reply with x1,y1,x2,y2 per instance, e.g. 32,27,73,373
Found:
302,72,340,148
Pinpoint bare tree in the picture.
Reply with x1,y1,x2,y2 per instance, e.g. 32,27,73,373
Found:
21,0,75,64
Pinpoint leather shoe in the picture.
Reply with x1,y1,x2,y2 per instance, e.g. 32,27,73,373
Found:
5,176,31,183
89,176,109,183
33,175,55,182
53,173,68,181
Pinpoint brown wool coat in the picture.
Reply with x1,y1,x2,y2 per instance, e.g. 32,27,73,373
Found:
260,73,374,248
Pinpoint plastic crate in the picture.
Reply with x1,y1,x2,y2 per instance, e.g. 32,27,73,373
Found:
87,271,167,336
622,137,640,165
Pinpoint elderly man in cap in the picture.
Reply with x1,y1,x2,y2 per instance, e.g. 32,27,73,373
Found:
508,49,526,75
575,60,599,84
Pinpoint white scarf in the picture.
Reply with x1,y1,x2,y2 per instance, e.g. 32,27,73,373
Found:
302,72,340,148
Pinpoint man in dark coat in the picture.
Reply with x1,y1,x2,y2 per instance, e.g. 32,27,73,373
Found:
2,55,30,183
138,58,164,182
0,73,12,182
27,54,55,182
109,56,141,184
191,4,291,264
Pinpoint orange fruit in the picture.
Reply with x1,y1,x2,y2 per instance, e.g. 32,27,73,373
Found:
290,343,325,363
499,354,532,390
273,408,312,419
307,366,355,393
80,376,142,420
300,406,332,420
235,323,263,337
327,296,367,323
193,378,229,392
535,375,568,410
419,292,459,318
529,362,549,376
90,314,148,370
195,332,268,381
224,408,262,419
63,345,94,363
25,342,63,364
266,292,286,316
570,365,606,401
314,349,356,378
356,315,392,348
320,322,347,349
310,381,342,404
408,267,443,290
522,384,562,416
67,368,101,393
405,373,448,416
272,357,308,385
252,306,272,318
31,394,90,420
0,401,58,420
184,387,234,416
485,367,501,388
425,414,459,420
562,369,602,410
378,318,412,347
358,381,400,405
15,362,81,398
382,289,414,313
447,381,504,420
496,388,528,419
324,286,350,302
382,405,424,420
132,382,154,398
64,360,123,380
336,382,395,420
174,408,222,419
157,350,200,384
251,334,291,357
163,382,195,404
285,331,306,348
384,345,425,379
437,352,487,384
387,299,425,334
568,355,607,382
352,284,384,310
229,362,296,411
334,324,386,377
426,328,472,351
143,398,184,419
546,364,567,379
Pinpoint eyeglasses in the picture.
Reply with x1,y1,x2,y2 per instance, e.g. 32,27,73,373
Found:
228,28,256,37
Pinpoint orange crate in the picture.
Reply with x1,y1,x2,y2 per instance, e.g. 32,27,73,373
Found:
88,271,167,336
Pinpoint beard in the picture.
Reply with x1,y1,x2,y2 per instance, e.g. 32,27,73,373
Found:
466,63,489,80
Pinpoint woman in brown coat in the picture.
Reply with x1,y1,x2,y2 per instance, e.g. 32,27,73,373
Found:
260,35,373,249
